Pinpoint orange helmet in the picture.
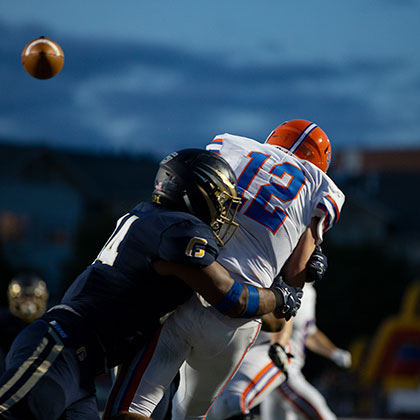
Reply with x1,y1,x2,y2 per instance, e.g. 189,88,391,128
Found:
265,119,332,172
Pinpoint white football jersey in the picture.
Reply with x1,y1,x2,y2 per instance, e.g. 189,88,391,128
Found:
288,282,317,370
206,133,344,288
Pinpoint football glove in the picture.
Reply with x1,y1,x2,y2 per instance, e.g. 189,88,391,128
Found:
306,245,328,282
268,343,293,380
330,348,352,368
270,276,303,321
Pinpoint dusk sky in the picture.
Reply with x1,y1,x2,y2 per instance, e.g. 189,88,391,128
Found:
1,0,420,160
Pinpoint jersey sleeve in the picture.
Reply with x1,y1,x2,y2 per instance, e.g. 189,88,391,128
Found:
158,218,219,268
306,319,318,337
304,285,318,336
312,176,345,244
206,134,225,155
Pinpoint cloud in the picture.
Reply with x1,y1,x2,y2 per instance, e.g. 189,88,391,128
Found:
1,19,420,159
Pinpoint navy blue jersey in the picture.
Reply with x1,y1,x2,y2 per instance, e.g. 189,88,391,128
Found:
0,308,28,373
61,202,219,362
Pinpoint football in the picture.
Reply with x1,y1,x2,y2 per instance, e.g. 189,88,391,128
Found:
21,36,64,79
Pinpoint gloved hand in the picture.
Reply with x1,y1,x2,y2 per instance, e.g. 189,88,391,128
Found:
306,245,328,282
330,348,352,368
268,343,293,379
270,276,303,321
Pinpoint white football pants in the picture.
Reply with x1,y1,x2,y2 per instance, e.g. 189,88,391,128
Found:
128,293,261,419
206,338,287,419
260,367,337,420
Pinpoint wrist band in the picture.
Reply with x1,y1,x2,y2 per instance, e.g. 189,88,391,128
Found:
240,285,260,318
271,288,283,308
215,281,244,314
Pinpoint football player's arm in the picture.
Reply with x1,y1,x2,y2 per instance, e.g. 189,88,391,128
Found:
152,260,284,318
270,318,293,346
305,329,352,368
268,319,293,378
281,217,319,288
305,328,335,358
261,313,287,332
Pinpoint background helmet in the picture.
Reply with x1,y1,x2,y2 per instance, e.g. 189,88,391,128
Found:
152,149,241,245
8,273,49,323
265,119,332,173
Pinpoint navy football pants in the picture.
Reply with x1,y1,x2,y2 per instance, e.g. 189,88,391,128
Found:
0,318,99,420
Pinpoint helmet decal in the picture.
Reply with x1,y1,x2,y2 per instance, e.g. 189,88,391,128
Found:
289,123,318,153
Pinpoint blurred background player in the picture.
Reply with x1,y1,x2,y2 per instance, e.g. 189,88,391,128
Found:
0,273,48,373
204,313,293,420
260,281,352,420
206,247,329,420
111,119,345,420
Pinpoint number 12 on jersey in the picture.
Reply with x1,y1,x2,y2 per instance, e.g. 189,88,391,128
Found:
237,151,306,234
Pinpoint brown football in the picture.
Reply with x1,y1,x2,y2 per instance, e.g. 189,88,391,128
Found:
21,36,64,79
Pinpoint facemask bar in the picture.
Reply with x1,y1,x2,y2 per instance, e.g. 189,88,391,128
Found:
210,190,241,246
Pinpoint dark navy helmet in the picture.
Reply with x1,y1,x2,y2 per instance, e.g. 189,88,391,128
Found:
152,149,241,245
